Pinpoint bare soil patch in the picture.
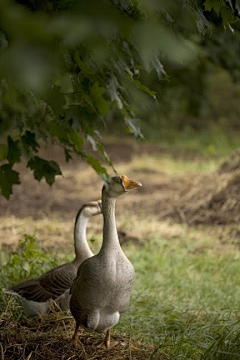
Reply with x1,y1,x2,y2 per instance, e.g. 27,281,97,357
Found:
0,141,206,220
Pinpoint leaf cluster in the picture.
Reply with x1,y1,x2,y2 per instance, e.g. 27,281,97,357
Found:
0,0,238,198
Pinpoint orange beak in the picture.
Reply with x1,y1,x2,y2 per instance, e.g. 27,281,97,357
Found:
121,175,142,190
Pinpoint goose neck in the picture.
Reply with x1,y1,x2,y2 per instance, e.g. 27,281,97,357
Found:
101,196,121,252
73,212,93,263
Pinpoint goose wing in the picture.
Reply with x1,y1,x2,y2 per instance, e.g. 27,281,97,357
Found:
9,262,76,302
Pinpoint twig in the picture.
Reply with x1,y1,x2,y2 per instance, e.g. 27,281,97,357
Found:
175,206,188,225
25,352,33,360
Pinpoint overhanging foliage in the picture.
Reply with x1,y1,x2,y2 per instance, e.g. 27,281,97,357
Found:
0,0,238,198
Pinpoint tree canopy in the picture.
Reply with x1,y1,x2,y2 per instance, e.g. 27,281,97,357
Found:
0,0,239,198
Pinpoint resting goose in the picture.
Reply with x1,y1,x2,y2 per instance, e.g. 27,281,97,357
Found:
70,175,142,348
3,200,102,316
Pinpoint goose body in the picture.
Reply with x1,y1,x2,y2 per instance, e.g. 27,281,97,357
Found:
3,200,102,316
70,175,142,347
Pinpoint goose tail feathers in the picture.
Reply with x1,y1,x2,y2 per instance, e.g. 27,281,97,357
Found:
3,288,21,298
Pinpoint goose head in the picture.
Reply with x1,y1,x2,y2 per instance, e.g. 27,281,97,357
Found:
80,200,102,217
103,175,142,198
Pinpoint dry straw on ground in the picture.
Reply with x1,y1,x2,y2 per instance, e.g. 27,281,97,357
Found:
134,148,240,227
159,155,240,226
0,309,167,360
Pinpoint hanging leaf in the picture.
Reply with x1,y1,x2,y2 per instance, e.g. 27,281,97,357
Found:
125,118,143,139
132,79,157,99
87,134,98,151
0,144,8,161
204,0,220,13
20,131,40,159
68,129,84,152
21,131,39,152
7,136,21,164
96,142,117,173
86,154,108,177
48,122,69,141
86,135,117,173
0,164,20,199
27,156,62,185
90,82,110,117
220,5,234,25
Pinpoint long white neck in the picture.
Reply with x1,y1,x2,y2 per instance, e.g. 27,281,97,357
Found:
100,194,122,254
73,212,93,264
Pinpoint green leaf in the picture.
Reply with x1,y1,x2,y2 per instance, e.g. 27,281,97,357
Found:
125,118,143,139
204,0,213,11
220,6,233,25
132,79,157,99
27,156,62,186
68,129,84,152
90,82,110,117
96,142,117,172
22,261,30,275
204,0,220,13
20,131,40,160
86,154,108,176
48,122,69,141
74,52,95,76
7,136,21,164
0,164,20,199
21,131,39,152
86,135,116,173
87,134,98,151
0,144,8,161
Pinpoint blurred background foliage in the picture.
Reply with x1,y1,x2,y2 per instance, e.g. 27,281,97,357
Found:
0,0,240,198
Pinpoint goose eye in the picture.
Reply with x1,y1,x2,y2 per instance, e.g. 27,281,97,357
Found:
113,177,120,183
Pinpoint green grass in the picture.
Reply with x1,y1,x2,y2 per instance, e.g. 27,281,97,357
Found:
1,232,240,359
130,154,220,174
140,124,240,158
116,236,240,359
106,122,240,159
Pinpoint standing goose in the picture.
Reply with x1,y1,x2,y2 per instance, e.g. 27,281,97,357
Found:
3,200,102,316
70,175,142,348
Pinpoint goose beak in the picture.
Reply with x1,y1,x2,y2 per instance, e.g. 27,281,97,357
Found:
97,199,102,211
121,175,142,191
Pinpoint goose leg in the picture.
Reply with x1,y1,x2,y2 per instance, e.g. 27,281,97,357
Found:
98,329,119,349
71,320,81,347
